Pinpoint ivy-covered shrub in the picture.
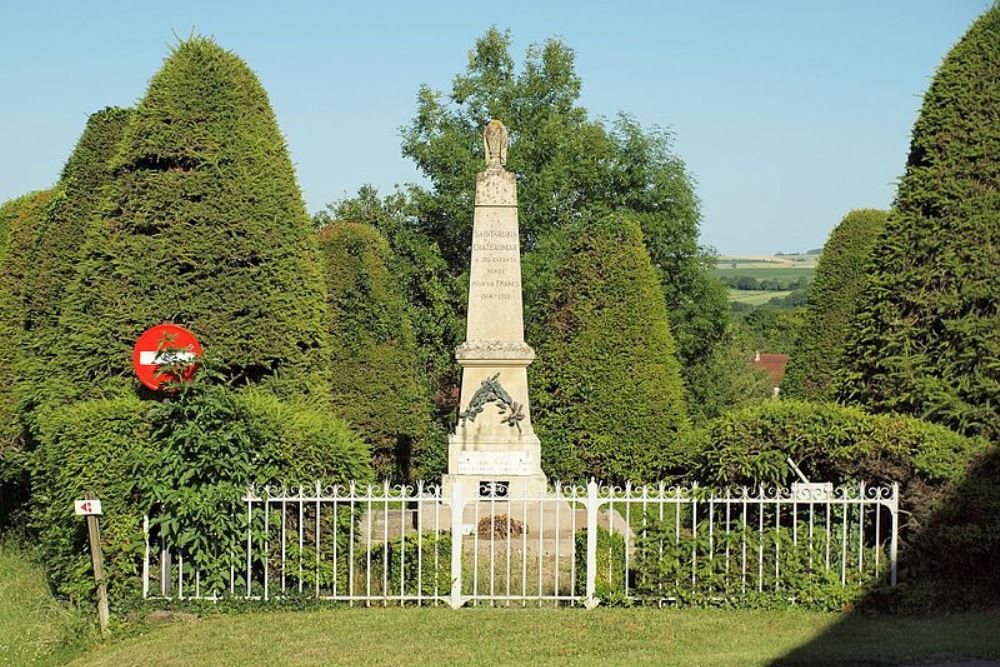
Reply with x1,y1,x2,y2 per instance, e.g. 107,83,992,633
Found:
19,108,132,426
527,214,688,483
0,191,52,474
55,37,330,403
688,400,992,604
31,367,371,604
317,223,444,482
840,6,1000,441
31,397,155,604
782,209,887,401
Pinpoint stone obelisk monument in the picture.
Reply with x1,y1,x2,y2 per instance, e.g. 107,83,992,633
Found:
443,120,547,501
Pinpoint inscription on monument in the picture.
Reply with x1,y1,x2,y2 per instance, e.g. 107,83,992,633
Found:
458,451,533,475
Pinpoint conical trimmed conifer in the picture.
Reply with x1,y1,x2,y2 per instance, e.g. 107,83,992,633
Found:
841,7,1000,440
528,214,689,484
19,108,132,420
319,223,443,481
56,38,330,401
0,191,51,472
783,209,887,400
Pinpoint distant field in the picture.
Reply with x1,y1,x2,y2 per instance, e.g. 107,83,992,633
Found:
714,267,816,281
727,289,795,305
714,254,818,303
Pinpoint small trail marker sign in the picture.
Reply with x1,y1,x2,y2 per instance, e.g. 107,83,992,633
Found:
132,323,202,391
74,499,102,516
77,493,110,635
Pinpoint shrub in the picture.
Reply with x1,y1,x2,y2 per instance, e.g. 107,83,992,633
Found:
31,368,372,604
140,370,372,597
782,209,887,400
317,223,444,482
689,400,990,602
527,214,688,484
19,108,132,427
840,7,1000,440
55,37,330,403
31,397,155,604
692,400,981,490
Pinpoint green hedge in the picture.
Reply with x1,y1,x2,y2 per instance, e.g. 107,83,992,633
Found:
689,400,993,605
692,400,981,489
783,209,887,401
31,378,371,604
318,223,444,482
840,6,1000,441
19,108,132,427
0,191,52,474
31,397,155,604
781,209,888,401
527,214,688,483
55,37,330,403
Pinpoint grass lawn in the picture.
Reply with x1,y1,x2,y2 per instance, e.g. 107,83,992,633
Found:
0,541,90,666
5,541,999,666
67,606,1000,667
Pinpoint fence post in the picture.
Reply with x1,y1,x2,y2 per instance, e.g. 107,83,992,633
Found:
889,481,899,587
142,515,150,600
449,478,465,609
584,478,600,609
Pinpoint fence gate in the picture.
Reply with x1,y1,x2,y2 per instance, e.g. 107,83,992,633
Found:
143,479,899,608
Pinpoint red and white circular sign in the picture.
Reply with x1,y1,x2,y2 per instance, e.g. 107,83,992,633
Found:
132,323,202,391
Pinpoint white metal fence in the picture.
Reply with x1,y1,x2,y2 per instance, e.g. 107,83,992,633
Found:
142,479,899,608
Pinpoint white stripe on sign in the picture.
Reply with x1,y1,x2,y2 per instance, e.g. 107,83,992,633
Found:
138,350,197,366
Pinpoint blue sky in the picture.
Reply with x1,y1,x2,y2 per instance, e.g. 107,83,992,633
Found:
0,1,991,254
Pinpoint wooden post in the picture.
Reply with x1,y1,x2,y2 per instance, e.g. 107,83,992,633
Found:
84,491,110,636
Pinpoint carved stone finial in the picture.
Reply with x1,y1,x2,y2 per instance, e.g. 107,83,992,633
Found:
483,119,509,168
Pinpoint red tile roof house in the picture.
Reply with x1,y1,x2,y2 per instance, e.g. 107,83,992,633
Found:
751,351,789,398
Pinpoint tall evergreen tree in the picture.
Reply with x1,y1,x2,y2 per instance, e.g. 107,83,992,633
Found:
318,223,444,481
841,7,1000,441
527,214,689,483
783,209,887,400
18,108,132,421
56,38,330,402
0,191,50,473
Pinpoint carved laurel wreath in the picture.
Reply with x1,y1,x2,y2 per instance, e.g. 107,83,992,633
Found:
458,373,525,433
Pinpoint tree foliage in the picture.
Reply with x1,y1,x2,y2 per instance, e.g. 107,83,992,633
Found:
400,27,728,382
55,37,330,403
782,209,887,400
841,8,1000,440
684,322,774,425
321,187,461,423
317,222,444,481
0,191,52,474
19,108,133,425
527,214,688,483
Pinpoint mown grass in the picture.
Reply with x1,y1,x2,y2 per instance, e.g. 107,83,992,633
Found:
67,606,1000,667
0,541,92,666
